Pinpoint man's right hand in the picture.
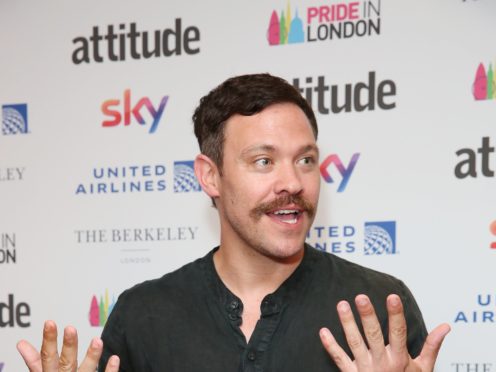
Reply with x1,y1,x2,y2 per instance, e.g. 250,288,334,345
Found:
17,320,119,372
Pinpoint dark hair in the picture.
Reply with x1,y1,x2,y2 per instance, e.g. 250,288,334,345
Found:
193,73,318,172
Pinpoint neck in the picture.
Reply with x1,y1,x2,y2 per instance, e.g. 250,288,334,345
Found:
213,243,304,299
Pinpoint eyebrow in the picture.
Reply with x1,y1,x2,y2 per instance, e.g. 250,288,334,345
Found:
240,144,319,158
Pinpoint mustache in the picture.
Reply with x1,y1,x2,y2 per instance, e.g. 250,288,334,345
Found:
250,194,316,220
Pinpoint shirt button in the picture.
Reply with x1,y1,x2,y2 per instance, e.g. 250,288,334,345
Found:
247,351,256,361
229,300,239,310
228,313,237,320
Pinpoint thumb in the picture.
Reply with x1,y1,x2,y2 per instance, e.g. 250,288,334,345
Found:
415,323,451,369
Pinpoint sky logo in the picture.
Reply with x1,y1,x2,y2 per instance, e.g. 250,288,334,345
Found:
473,62,496,100
101,89,168,133
174,161,201,193
268,3,304,45
89,290,116,327
490,220,496,249
2,104,28,135
320,153,360,192
364,221,396,255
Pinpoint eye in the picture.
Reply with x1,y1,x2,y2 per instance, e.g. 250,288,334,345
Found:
298,156,315,166
254,158,272,167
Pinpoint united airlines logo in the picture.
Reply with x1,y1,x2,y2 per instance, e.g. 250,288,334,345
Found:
89,290,116,327
2,104,28,135
364,221,396,255
173,161,201,193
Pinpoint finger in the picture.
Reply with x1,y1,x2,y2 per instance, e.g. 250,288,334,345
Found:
40,320,59,371
16,340,42,372
386,294,409,355
59,326,78,372
319,328,354,371
336,300,370,363
355,295,386,359
104,355,120,372
78,338,104,372
415,323,451,369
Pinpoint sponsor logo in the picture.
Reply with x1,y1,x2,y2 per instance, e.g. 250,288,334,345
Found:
451,363,494,371
454,294,496,323
174,161,201,192
75,226,199,264
490,220,496,249
0,233,16,264
454,137,495,179
308,220,397,255
2,104,28,135
268,0,381,46
0,294,31,327
75,164,167,194
473,62,496,100
89,290,116,327
292,72,396,115
320,153,360,192
72,19,200,64
0,167,26,181
102,89,169,134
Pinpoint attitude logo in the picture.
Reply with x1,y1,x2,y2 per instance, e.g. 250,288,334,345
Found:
292,72,397,115
72,19,200,64
0,294,31,327
0,233,16,264
268,0,381,46
89,290,116,327
490,220,496,249
174,161,201,193
2,104,28,135
454,137,495,179
473,62,496,100
307,220,397,255
454,294,496,323
102,90,168,134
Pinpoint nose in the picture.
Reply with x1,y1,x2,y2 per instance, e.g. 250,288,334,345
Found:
273,162,303,195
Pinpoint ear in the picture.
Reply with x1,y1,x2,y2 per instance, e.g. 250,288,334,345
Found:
194,154,221,199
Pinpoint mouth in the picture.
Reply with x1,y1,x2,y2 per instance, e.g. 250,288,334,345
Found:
267,208,302,225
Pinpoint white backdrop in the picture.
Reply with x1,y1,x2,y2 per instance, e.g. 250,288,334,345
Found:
1,0,495,370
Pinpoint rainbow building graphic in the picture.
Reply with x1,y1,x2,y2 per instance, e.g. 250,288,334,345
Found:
268,2,304,45
473,62,496,100
89,289,116,327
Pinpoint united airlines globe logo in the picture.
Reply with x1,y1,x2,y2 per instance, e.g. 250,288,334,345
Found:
364,221,396,255
2,104,28,135
173,161,201,193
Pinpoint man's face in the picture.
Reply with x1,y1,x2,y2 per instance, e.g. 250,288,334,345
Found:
216,103,320,260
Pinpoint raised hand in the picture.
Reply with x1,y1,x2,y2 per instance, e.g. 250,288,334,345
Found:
319,294,450,372
17,320,120,372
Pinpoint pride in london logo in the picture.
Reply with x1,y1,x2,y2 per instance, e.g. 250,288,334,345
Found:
473,62,496,100
490,220,496,249
89,290,116,327
267,1,381,46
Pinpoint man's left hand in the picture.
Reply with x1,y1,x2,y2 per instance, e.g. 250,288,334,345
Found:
319,294,450,372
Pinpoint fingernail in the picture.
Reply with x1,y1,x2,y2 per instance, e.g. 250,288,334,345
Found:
91,338,103,349
319,328,330,338
338,301,350,312
389,295,400,306
109,355,120,366
356,295,368,306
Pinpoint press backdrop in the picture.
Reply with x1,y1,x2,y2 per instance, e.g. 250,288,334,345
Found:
1,0,495,370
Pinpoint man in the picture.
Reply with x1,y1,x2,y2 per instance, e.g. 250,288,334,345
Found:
17,74,450,371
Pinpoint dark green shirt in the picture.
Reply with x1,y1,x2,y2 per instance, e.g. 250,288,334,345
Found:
99,245,427,371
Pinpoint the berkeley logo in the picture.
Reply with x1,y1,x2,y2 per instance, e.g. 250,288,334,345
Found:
268,0,381,46
72,19,200,64
101,89,168,134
